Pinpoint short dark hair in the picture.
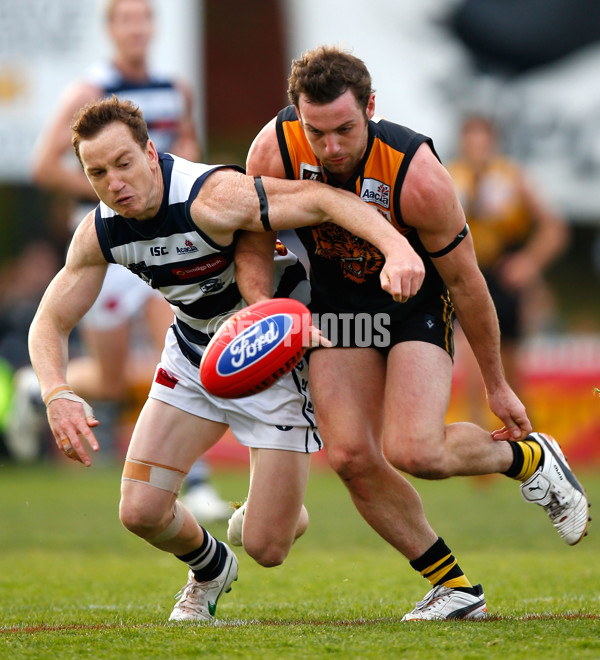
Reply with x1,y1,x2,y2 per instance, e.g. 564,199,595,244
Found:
287,45,374,113
71,95,149,164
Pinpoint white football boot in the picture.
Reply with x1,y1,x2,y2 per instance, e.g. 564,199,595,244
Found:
520,432,590,545
169,544,238,622
402,584,487,621
226,501,246,547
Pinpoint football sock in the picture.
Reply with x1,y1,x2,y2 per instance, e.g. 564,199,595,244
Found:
410,537,474,592
175,527,227,582
503,436,543,481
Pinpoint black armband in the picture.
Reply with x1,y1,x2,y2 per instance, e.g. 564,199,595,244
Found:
426,224,470,258
253,176,272,232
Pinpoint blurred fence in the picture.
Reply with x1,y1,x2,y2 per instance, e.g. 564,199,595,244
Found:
450,334,600,465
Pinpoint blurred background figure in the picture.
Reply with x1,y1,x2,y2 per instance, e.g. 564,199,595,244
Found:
6,0,229,522
0,241,62,460
447,114,570,429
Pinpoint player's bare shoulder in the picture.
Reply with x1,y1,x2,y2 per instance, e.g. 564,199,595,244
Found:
246,117,286,177
67,210,107,268
401,142,465,235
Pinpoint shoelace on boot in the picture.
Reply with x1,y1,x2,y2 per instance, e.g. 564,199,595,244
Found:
412,585,451,611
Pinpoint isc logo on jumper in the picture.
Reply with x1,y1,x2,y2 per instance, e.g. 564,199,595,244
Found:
216,314,292,375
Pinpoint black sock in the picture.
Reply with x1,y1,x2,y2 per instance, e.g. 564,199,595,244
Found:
410,537,475,593
175,527,226,582
503,437,543,481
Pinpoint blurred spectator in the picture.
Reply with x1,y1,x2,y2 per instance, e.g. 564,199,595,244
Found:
8,0,228,522
447,114,570,427
0,241,62,458
0,241,61,373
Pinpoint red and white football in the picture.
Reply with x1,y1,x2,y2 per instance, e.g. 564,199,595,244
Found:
199,298,311,398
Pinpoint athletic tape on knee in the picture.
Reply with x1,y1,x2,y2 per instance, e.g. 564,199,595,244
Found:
147,500,185,545
45,389,95,419
123,459,186,495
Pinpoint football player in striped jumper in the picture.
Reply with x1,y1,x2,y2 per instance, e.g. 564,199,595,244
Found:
27,96,422,622
28,0,230,521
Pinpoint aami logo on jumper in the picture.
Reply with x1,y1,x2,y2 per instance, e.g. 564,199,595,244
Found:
216,314,292,375
360,178,391,209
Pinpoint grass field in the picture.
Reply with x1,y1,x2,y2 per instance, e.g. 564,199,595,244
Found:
1,458,599,659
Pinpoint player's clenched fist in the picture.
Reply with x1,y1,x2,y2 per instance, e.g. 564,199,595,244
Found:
380,247,425,303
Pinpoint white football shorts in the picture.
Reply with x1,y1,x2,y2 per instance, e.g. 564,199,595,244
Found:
82,263,163,331
148,327,322,453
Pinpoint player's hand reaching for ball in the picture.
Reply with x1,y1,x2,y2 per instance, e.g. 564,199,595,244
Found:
487,384,532,442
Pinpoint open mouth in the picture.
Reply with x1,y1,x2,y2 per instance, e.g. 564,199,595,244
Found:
116,194,134,206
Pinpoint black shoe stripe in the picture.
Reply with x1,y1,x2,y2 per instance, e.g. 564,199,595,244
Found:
447,598,486,620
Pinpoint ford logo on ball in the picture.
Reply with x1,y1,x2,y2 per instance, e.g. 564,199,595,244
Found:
216,314,292,375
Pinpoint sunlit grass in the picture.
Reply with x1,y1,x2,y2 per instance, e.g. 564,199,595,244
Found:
1,460,599,658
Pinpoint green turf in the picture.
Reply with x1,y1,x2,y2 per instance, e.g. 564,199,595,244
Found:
1,459,599,659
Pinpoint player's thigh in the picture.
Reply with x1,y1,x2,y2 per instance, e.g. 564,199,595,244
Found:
383,340,452,449
308,347,386,446
126,397,228,472
121,398,228,517
244,447,310,539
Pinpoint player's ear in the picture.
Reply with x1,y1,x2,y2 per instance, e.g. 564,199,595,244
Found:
146,139,158,162
366,93,376,120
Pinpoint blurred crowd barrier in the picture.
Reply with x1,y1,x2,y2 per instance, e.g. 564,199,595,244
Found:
450,333,600,466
